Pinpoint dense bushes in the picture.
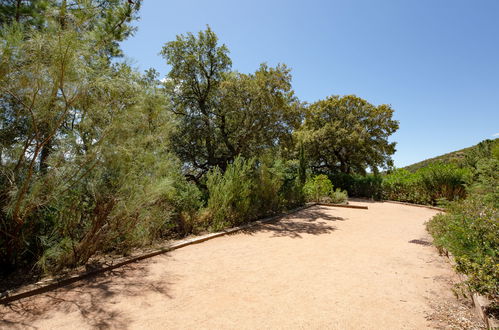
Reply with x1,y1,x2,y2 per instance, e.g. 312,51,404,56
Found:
204,157,305,230
328,173,382,199
427,197,498,306
328,162,469,205
382,163,469,205
426,140,499,309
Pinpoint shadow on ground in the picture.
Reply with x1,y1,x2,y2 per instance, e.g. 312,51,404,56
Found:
241,206,346,239
0,259,172,330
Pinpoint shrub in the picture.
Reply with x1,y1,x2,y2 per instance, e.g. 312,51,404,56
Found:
267,158,305,209
329,173,382,199
329,188,348,204
303,174,348,203
253,160,285,215
382,168,430,204
303,174,334,202
382,163,469,205
350,174,383,200
427,197,498,306
418,163,469,204
204,156,306,231
205,157,257,231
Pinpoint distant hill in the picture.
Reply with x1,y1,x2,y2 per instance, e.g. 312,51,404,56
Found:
403,138,499,172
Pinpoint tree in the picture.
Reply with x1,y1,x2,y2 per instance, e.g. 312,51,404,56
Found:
161,27,301,183
160,26,231,182
298,95,399,174
215,64,301,162
0,0,154,270
0,0,51,27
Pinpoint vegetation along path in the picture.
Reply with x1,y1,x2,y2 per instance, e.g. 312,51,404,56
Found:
0,202,484,329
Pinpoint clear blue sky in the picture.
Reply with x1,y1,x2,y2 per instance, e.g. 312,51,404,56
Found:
121,0,499,168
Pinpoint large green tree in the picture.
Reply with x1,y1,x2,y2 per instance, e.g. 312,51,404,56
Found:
298,95,399,174
0,0,190,271
161,27,301,182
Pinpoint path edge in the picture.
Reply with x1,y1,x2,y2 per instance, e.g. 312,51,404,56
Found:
383,200,445,211
444,253,498,329
385,199,497,328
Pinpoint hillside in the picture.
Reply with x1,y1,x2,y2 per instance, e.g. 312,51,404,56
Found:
403,138,499,172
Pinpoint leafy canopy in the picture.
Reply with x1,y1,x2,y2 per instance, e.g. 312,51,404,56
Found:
298,95,399,175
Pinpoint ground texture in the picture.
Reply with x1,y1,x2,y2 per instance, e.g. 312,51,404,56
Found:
0,201,485,329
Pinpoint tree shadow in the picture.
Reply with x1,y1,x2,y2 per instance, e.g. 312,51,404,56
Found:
0,258,173,329
241,206,346,239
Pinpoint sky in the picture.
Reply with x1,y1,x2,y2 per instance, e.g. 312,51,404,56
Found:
121,0,499,168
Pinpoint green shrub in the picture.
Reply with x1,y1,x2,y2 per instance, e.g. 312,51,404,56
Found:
427,197,498,305
329,188,348,204
253,159,285,214
271,158,305,209
303,174,334,202
350,174,383,200
382,168,430,204
205,157,257,231
329,173,382,199
303,174,348,203
382,163,469,205
204,156,306,231
418,163,469,204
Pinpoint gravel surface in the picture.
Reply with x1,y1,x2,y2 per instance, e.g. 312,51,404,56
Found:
0,201,485,329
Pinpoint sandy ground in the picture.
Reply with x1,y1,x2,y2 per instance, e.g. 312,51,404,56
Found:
0,201,485,329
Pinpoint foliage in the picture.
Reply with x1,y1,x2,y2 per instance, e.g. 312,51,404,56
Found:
329,188,348,204
427,197,498,305
0,1,204,274
303,174,347,203
418,163,469,203
160,27,301,183
205,157,257,230
403,138,498,173
328,173,382,200
381,169,427,203
204,156,304,231
425,139,499,308
349,174,383,200
303,174,333,202
382,163,469,205
297,95,399,175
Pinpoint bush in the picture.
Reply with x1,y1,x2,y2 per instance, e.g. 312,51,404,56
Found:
303,174,334,202
303,174,348,203
382,163,469,205
205,157,257,231
329,188,348,204
382,168,430,204
204,156,306,231
418,163,469,204
329,173,382,199
427,197,498,306
350,174,383,200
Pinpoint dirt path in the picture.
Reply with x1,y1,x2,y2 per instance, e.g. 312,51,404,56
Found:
0,202,484,329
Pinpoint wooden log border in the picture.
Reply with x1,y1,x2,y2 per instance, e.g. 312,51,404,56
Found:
317,202,368,210
383,200,445,212
442,251,498,329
